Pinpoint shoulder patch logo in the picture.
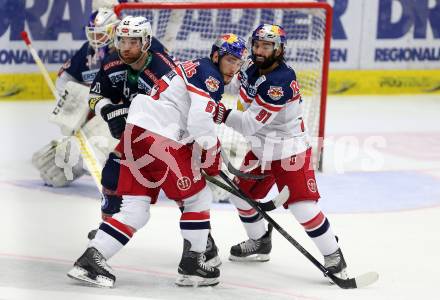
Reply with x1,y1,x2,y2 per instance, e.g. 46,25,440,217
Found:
267,86,284,101
205,76,220,92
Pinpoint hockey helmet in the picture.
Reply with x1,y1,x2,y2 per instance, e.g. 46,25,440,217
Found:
85,8,120,49
211,33,247,61
250,24,287,50
114,16,152,53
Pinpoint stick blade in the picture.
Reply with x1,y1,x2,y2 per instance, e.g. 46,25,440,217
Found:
354,272,379,288
330,271,378,289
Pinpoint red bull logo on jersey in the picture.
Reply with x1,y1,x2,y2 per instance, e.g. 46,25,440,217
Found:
267,86,284,100
205,76,220,92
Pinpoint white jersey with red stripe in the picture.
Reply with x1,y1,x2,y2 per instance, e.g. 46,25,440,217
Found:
225,59,310,161
126,57,224,149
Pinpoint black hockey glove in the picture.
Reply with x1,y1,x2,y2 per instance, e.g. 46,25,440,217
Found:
100,103,129,139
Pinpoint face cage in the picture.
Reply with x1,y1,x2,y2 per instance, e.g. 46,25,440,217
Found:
85,25,115,49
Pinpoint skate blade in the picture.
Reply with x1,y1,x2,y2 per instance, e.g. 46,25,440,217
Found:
205,255,222,268
175,274,219,287
67,266,114,288
229,254,270,262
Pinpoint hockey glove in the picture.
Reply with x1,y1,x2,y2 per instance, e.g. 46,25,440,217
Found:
100,103,129,139
201,140,222,177
213,102,231,124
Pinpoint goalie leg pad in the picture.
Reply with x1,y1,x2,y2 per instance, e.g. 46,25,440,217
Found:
32,137,87,187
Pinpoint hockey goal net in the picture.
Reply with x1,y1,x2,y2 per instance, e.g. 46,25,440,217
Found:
115,2,332,201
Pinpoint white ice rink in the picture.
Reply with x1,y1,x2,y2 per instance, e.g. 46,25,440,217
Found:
1,94,440,300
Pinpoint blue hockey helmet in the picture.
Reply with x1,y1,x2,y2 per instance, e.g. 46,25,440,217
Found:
211,33,247,61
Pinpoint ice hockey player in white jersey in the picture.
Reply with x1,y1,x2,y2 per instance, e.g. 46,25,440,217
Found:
85,16,222,270
85,15,221,273
67,33,248,288
213,24,349,282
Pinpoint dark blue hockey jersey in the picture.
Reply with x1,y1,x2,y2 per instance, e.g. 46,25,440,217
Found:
88,42,176,108
58,37,169,86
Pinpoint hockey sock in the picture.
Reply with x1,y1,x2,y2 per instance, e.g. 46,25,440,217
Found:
89,195,151,259
88,217,134,259
288,201,339,256
229,194,266,240
179,186,211,252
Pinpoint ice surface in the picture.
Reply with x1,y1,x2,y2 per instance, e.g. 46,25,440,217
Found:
1,95,440,300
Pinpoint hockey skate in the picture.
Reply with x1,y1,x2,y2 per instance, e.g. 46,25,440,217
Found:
324,248,348,283
175,239,220,287
204,232,221,267
67,247,115,288
229,224,273,262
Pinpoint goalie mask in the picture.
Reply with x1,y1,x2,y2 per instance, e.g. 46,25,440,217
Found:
114,16,153,53
85,8,120,49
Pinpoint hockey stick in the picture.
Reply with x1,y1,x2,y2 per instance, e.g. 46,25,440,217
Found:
21,31,103,190
221,151,267,180
216,170,378,289
203,173,289,211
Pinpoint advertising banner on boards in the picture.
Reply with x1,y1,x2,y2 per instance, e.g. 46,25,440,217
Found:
0,0,439,98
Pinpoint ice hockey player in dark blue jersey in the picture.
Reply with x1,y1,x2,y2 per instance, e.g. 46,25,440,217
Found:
85,15,176,217
88,15,176,139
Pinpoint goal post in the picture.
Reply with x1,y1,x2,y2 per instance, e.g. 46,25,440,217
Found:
114,1,333,178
